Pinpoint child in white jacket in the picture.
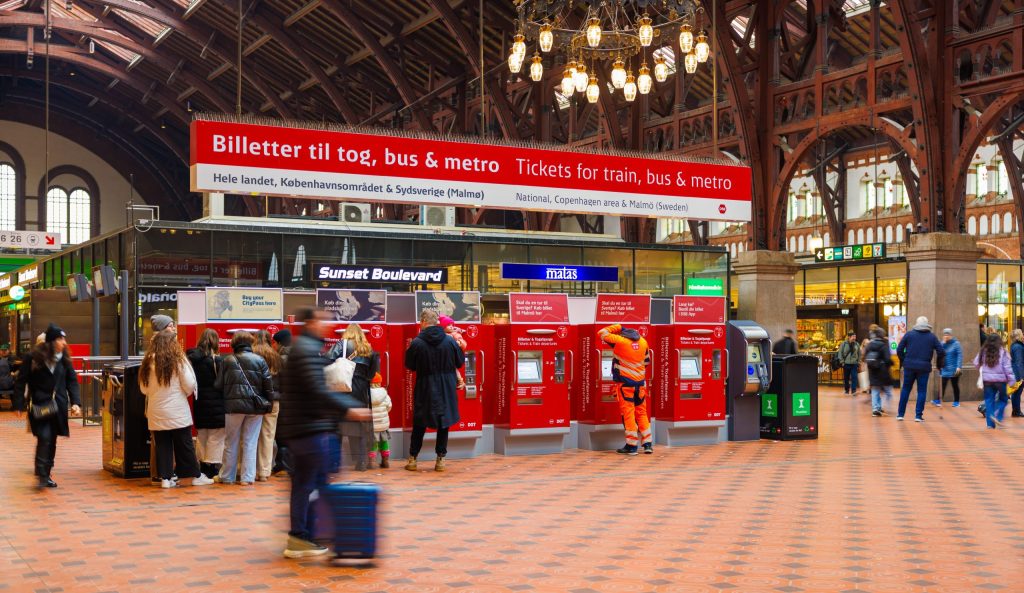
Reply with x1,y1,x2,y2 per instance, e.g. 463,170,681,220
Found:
368,373,393,468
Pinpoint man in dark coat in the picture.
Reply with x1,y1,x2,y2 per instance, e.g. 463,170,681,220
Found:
864,329,893,416
772,329,798,356
896,316,945,422
404,309,464,472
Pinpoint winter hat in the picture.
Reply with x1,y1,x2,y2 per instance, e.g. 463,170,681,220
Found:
942,328,953,336
371,372,382,385
273,329,293,347
916,316,929,326
45,323,66,343
150,314,174,332
439,315,455,328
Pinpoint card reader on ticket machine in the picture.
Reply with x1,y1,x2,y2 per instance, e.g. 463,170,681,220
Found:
726,321,772,441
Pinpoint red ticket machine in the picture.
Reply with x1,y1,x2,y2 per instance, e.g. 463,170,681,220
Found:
576,294,653,451
493,293,574,455
652,295,728,446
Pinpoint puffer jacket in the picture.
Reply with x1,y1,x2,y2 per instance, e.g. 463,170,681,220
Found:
187,349,225,429
940,338,963,379
277,331,363,441
1011,340,1024,382
215,344,274,415
973,348,1015,384
370,385,392,433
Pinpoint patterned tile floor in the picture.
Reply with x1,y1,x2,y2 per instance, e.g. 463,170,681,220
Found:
1,387,1022,593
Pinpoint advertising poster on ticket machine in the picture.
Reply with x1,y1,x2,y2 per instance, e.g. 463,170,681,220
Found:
509,293,571,324
595,294,652,324
673,295,727,324
316,289,387,322
205,288,283,322
415,291,482,322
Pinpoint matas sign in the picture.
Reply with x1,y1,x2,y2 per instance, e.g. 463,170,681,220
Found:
190,118,752,222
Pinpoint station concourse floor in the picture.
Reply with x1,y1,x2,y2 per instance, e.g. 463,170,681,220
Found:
1,386,1022,593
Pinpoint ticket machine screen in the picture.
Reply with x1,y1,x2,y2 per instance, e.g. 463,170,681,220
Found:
679,357,700,379
747,345,762,363
517,352,542,384
601,352,615,381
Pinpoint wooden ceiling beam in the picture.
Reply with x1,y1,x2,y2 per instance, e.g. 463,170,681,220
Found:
343,0,466,68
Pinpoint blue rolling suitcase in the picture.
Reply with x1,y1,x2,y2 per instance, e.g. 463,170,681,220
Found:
320,482,380,559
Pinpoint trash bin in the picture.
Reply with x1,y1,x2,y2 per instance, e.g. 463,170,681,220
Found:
760,354,819,440
102,361,150,478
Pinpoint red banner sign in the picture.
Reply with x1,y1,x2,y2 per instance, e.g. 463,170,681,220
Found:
595,294,652,324
673,296,727,324
189,118,752,222
509,292,571,324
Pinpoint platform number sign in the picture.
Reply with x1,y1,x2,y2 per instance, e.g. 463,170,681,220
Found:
814,242,885,263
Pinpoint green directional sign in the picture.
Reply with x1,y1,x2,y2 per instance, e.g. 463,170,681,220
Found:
686,277,725,296
814,242,885,263
793,392,811,417
762,393,778,418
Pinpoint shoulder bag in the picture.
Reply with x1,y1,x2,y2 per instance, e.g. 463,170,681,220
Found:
325,341,356,393
232,356,272,414
29,389,59,421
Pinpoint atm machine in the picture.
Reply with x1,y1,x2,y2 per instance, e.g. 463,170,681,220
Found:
725,321,772,442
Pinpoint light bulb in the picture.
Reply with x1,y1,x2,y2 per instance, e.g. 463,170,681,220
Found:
623,72,637,102
695,31,710,63
679,23,693,54
586,74,599,103
561,68,575,95
610,58,626,89
512,33,526,61
637,64,652,95
508,50,523,74
586,17,601,48
684,50,697,74
638,14,653,47
568,60,578,77
654,56,668,82
539,22,554,53
529,54,543,81
574,63,589,93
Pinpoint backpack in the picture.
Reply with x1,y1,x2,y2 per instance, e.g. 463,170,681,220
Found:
830,352,842,371
864,345,883,370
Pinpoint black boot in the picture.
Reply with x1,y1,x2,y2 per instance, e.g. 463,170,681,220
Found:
37,475,57,488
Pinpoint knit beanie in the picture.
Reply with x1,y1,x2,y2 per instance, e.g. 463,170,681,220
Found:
45,323,66,342
150,314,174,332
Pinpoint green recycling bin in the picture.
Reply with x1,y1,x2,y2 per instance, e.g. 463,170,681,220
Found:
760,355,819,440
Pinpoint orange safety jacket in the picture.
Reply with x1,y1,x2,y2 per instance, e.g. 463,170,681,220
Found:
598,324,649,386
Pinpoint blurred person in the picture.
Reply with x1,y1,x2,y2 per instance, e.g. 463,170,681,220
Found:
368,373,392,469
1010,329,1024,417
863,329,893,416
974,333,1013,429
0,342,15,395
599,323,652,455
188,329,225,481
277,308,369,558
253,335,283,481
839,331,861,395
12,324,81,488
405,309,464,472
896,316,945,422
215,331,274,485
772,329,798,356
272,329,293,475
327,324,379,471
939,328,963,408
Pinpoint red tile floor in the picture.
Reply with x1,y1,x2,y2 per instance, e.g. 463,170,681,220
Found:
1,386,1022,593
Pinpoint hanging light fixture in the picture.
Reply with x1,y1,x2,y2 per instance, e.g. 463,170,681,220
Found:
512,33,527,61
637,63,652,95
695,30,710,63
586,74,600,103
574,62,589,93
679,22,694,54
586,17,602,48
539,21,554,52
530,54,544,81
623,71,637,102
637,14,653,47
88,39,95,54
654,56,668,82
508,49,524,74
560,67,575,96
684,50,697,74
611,58,627,89
568,59,578,78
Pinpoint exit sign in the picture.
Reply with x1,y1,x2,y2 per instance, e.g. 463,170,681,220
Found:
814,242,885,262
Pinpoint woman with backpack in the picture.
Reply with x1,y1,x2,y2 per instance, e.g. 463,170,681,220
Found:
974,333,1014,429
863,329,893,416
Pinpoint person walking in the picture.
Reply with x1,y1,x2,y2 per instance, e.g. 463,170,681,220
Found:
327,324,380,472
839,331,861,395
253,335,283,481
404,309,464,472
12,324,81,488
772,329,798,356
277,308,369,558
863,329,893,416
188,329,225,481
215,331,274,485
974,333,1014,429
938,328,963,408
1009,329,1024,417
895,316,945,422
139,331,213,488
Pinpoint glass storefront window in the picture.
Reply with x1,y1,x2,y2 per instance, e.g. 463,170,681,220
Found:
412,241,469,291
138,228,213,286
684,251,729,296
804,267,838,305
978,264,988,304
211,231,280,287
793,269,804,306
987,264,1019,304
839,264,875,305
876,262,907,305
473,243,527,295
635,250,681,297
578,247,633,294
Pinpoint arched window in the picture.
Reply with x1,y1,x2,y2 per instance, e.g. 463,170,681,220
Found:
1005,212,1014,234
992,214,1000,234
896,225,904,242
885,225,893,243
847,229,855,244
968,216,977,235
0,162,15,231
790,236,796,252
866,227,874,243
46,186,91,244
979,215,989,235
823,233,830,247
856,228,865,244
797,235,805,252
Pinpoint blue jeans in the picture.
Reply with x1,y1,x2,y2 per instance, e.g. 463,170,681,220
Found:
219,413,263,484
843,364,859,393
286,431,338,540
871,384,893,413
983,383,1009,428
898,368,930,418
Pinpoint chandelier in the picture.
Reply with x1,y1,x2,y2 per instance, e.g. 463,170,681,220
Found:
509,0,711,104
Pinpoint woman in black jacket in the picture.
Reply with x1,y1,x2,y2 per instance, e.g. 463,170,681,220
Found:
214,331,274,485
13,324,81,488
188,329,225,481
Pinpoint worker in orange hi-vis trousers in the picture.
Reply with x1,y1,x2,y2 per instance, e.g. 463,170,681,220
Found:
598,324,652,455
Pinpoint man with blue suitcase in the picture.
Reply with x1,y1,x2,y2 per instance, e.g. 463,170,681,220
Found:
278,309,371,559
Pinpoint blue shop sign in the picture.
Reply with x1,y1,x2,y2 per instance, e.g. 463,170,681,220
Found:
499,263,619,282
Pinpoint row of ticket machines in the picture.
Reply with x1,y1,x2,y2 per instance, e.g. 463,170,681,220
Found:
101,294,786,476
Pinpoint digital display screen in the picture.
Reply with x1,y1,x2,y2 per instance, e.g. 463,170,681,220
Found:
747,345,762,363
517,359,542,384
601,353,614,381
679,357,700,379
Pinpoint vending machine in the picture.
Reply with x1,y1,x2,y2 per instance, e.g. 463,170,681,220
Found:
726,320,772,442
101,361,149,478
652,296,729,446
576,294,653,451
493,293,574,455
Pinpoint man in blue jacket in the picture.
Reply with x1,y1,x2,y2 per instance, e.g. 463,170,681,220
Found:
896,316,945,422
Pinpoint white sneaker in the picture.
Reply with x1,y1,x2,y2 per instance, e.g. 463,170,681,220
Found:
160,479,177,489
192,475,214,486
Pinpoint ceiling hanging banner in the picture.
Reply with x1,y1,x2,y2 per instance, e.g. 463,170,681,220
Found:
189,117,753,222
